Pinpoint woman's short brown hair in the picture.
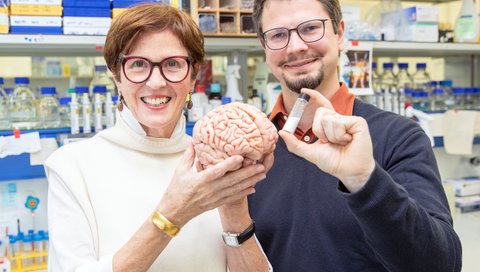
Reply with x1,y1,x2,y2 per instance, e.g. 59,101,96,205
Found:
104,3,205,81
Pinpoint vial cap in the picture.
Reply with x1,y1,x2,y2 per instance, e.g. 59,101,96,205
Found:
416,63,427,69
398,63,408,69
383,63,394,69
4,88,13,95
14,77,30,84
93,85,107,93
298,93,310,102
432,88,444,95
95,65,107,72
439,80,453,87
210,83,221,93
196,84,206,93
59,97,72,105
75,86,89,94
40,86,56,95
221,97,231,104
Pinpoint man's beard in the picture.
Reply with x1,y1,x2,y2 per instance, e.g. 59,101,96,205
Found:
285,70,324,94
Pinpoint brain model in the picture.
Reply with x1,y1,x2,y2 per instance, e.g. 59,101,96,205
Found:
192,102,278,167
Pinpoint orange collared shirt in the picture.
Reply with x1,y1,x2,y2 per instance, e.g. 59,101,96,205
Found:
269,83,355,143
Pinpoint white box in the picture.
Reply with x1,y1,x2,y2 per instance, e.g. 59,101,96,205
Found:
445,178,480,197
10,15,62,27
10,0,62,5
63,17,111,28
403,6,439,23
396,23,438,42
63,27,109,35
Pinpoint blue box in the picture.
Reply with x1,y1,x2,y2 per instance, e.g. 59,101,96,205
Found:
10,26,63,34
112,0,158,8
63,7,111,17
63,0,111,8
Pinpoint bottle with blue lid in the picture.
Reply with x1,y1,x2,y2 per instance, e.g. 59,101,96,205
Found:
89,65,116,96
431,88,448,112
10,77,36,129
209,83,223,109
39,86,60,128
58,97,72,127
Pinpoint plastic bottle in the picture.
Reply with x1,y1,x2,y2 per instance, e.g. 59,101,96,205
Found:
81,93,92,133
454,0,479,43
188,84,209,122
379,63,396,112
89,65,116,96
225,58,243,102
70,93,80,134
372,62,382,109
75,86,88,125
431,88,448,112
58,97,72,127
39,87,60,128
105,92,115,128
22,234,33,268
0,77,10,129
209,83,223,109
412,63,431,93
10,77,37,129
396,63,412,115
93,92,104,132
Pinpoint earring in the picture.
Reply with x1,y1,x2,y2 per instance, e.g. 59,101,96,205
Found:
117,94,124,111
186,92,193,110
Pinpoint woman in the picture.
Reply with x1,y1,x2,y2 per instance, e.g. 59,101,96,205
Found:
45,3,272,271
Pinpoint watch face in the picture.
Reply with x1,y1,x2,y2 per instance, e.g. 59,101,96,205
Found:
222,234,240,247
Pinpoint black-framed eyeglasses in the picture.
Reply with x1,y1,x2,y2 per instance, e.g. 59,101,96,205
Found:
118,55,194,83
261,19,332,50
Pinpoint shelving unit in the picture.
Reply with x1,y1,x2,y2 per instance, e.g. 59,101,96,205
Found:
190,0,256,37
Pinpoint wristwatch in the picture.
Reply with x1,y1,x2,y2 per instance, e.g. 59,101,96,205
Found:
222,221,255,247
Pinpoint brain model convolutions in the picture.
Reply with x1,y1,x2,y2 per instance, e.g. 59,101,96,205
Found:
192,102,278,167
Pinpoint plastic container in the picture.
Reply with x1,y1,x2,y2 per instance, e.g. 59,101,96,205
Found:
0,77,10,130
10,77,37,129
209,83,223,109
39,86,61,128
199,14,217,33
188,84,209,122
33,233,44,265
220,14,236,33
81,93,92,133
70,93,80,134
89,65,116,96
454,0,479,43
22,235,33,268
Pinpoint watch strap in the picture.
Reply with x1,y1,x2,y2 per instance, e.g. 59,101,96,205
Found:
222,221,255,247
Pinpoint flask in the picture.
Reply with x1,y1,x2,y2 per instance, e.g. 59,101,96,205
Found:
209,83,223,109
10,77,36,129
39,87,60,128
412,63,431,92
454,0,479,43
89,65,116,96
58,97,72,127
0,77,10,129
379,63,396,112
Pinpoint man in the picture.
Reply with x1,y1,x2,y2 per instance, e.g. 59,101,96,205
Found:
248,0,462,271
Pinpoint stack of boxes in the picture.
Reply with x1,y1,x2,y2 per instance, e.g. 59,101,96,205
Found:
399,6,439,42
111,0,160,19
0,0,8,33
62,0,111,35
9,0,63,34
445,177,480,213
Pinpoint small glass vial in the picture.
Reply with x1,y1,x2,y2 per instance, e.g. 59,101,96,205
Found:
22,234,33,268
283,93,310,133
33,233,44,265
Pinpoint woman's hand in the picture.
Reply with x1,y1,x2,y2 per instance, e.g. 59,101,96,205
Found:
279,88,375,193
158,141,267,227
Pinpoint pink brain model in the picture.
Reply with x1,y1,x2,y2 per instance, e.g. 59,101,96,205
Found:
192,102,278,167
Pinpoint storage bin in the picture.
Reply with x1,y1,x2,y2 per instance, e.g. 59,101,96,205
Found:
220,14,236,33
241,14,254,33
199,13,217,33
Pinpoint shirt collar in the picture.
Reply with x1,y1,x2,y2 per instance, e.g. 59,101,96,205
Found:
269,82,355,143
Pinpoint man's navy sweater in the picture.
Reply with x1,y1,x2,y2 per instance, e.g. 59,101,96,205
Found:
249,99,462,272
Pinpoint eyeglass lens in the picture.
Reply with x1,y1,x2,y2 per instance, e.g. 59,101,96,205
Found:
123,56,190,83
263,19,327,50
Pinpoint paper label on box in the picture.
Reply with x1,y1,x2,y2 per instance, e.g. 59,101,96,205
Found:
10,0,62,5
10,16,62,27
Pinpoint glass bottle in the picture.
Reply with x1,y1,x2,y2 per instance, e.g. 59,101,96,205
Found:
396,63,412,115
39,86,61,128
89,65,116,96
412,63,431,93
452,87,466,110
10,77,36,129
439,80,454,109
379,63,396,112
431,88,448,112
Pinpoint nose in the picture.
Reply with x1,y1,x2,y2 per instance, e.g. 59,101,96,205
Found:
286,30,308,53
146,65,167,88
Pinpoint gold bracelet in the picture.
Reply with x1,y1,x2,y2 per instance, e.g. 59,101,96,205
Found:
151,210,180,237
